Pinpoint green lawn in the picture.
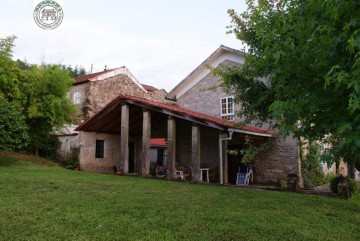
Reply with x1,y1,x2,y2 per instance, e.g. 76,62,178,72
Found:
0,154,359,241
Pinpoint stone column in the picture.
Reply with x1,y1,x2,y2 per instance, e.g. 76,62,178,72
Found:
141,109,151,176
120,104,129,174
191,124,201,181
223,139,228,184
166,116,176,178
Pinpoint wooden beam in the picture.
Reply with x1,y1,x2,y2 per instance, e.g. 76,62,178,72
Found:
123,100,224,130
166,116,176,178
141,110,151,176
191,124,201,181
120,104,129,174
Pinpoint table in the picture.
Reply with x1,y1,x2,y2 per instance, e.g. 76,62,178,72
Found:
200,168,210,183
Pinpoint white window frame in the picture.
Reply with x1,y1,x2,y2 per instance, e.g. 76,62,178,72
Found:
73,91,80,104
220,96,235,121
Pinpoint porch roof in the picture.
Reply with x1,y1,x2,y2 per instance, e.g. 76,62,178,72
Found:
75,95,273,137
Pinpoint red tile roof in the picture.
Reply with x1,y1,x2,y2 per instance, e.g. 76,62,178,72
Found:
141,84,158,92
76,95,273,136
74,68,116,85
150,138,167,146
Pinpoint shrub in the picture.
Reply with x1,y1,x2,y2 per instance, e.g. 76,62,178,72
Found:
37,134,60,160
301,142,325,188
325,173,337,183
0,95,30,151
330,176,359,197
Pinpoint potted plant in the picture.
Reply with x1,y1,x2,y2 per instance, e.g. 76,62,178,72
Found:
116,166,124,175
287,173,298,191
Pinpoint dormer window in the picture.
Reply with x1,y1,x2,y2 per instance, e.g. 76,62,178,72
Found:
220,96,234,120
73,91,80,104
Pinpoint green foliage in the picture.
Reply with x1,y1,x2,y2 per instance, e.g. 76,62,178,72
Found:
301,142,325,188
330,176,338,193
61,65,86,78
37,134,60,160
217,1,360,164
228,136,271,164
325,172,337,183
0,94,29,151
65,147,80,169
0,36,75,155
330,175,359,197
0,36,22,102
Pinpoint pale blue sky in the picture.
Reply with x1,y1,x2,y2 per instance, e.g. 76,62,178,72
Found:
0,0,247,91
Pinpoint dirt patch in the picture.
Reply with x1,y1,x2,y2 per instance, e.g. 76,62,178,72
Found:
0,150,57,166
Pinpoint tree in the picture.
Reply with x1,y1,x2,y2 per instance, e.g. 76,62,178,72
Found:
0,36,75,156
22,64,75,156
0,36,22,102
216,0,360,167
0,94,29,151
61,64,86,78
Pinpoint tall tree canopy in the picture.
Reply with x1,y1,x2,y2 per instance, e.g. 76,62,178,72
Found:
216,0,360,164
0,36,75,155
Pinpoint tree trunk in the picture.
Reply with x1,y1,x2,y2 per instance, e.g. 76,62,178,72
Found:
348,161,355,179
335,160,340,175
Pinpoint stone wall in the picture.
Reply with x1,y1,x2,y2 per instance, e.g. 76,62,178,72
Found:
79,132,121,173
69,83,90,124
253,135,300,183
177,60,243,121
79,132,144,174
175,120,220,170
57,135,80,160
176,59,300,184
84,74,168,118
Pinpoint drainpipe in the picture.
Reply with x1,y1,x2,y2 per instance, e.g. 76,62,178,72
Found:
219,129,234,184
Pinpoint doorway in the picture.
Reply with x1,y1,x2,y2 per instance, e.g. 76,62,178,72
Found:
227,145,243,184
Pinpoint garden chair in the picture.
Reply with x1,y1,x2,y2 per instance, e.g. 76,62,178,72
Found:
236,165,253,185
355,168,360,180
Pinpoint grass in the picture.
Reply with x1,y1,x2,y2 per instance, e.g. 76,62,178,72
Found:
0,153,359,241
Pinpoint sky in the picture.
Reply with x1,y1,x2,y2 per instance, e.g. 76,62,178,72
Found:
0,0,247,91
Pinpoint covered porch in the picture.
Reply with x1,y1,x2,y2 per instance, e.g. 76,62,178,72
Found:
75,95,273,184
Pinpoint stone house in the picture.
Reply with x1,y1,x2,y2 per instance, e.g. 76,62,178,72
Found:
74,46,302,185
75,95,273,183
166,45,302,184
57,66,167,161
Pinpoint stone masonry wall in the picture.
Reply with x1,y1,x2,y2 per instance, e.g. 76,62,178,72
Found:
69,83,90,124
79,132,120,173
75,74,169,120
176,59,300,183
253,135,299,183
177,60,243,121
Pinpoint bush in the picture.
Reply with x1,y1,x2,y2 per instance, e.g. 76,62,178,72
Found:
301,142,325,188
0,95,29,151
37,134,60,160
325,173,337,183
330,175,359,197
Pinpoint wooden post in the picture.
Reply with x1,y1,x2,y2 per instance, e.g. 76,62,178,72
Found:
191,124,201,181
166,116,176,178
223,139,228,184
141,110,151,176
120,104,129,174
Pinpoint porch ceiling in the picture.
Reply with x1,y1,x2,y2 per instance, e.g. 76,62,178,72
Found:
76,95,273,138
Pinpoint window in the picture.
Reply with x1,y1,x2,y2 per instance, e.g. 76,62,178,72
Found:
95,140,105,158
73,91,80,104
220,96,235,120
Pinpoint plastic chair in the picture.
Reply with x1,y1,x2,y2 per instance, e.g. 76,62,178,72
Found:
236,165,253,185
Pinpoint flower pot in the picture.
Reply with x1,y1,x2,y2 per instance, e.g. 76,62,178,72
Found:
116,170,123,175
